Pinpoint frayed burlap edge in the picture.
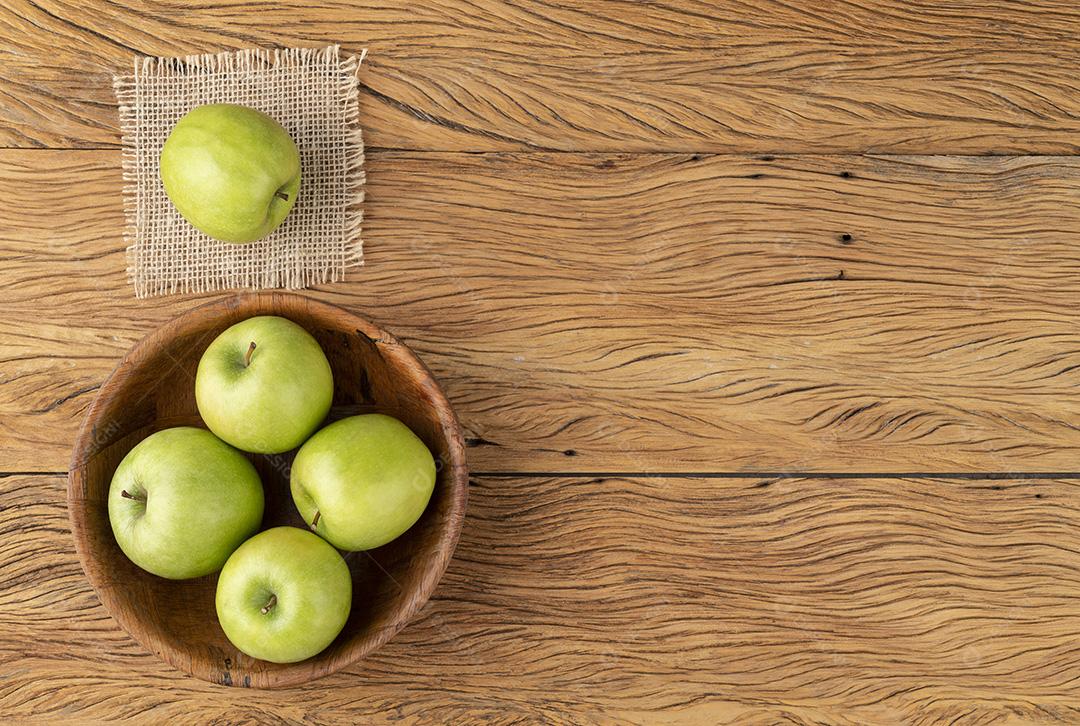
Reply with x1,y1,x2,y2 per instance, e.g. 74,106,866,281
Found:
113,45,367,298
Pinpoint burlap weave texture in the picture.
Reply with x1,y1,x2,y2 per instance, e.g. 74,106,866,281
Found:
114,45,365,298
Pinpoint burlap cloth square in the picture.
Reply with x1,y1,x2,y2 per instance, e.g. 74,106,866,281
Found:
114,45,365,298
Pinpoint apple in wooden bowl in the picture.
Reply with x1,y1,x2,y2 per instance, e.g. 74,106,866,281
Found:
67,292,468,687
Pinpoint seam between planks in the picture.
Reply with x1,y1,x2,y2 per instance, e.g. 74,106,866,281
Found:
12,470,1080,479
10,146,1080,158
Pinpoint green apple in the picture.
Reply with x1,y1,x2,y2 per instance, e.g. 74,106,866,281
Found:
215,527,352,663
291,414,436,551
195,315,333,454
160,103,301,243
108,427,264,580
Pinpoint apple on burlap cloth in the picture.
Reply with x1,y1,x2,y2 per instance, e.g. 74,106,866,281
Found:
114,45,366,298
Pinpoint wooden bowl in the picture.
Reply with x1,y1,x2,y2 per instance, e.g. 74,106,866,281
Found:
68,292,468,688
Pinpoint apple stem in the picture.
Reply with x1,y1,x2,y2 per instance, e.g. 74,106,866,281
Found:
260,594,277,615
244,341,256,367
120,489,145,503
275,191,289,202
311,510,321,530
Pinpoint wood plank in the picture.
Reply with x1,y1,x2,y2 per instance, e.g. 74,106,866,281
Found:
6,0,1080,152
5,473,1080,722
6,150,1080,473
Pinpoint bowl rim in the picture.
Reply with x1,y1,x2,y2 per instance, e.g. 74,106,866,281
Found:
67,291,469,688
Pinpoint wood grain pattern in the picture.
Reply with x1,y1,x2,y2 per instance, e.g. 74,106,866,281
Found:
6,0,1080,153
7,0,1080,717
7,472,1080,723
5,150,1080,473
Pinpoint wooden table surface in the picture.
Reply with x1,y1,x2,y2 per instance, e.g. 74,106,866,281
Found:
5,1,1080,723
